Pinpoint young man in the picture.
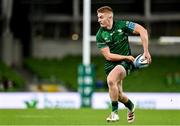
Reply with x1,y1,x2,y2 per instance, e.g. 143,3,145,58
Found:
96,6,151,123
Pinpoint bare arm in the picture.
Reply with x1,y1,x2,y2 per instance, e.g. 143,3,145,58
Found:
100,47,134,62
133,23,152,64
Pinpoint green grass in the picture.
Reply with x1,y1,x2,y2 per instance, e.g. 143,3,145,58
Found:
0,109,179,125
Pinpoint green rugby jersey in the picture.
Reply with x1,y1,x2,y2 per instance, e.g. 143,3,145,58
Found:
96,20,135,75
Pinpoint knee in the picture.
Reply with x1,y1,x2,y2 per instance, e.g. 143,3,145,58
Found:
107,77,115,88
118,92,123,101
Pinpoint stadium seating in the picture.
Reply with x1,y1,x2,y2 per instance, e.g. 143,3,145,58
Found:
24,55,180,92
0,61,25,91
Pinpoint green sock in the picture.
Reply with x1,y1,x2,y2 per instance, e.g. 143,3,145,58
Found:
124,99,134,111
112,101,118,113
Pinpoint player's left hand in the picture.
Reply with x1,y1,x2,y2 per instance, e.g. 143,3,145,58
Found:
143,51,151,64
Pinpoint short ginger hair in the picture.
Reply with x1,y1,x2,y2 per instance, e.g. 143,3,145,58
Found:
97,6,113,14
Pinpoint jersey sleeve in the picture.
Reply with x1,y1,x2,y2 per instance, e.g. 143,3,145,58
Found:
96,31,107,49
120,20,135,34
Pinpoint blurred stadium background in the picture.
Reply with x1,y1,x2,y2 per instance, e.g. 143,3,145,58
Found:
0,0,180,125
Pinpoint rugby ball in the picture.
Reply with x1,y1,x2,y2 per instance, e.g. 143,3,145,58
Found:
133,54,149,69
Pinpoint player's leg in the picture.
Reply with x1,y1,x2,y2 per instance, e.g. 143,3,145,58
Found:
118,79,135,123
106,65,126,122
118,81,134,111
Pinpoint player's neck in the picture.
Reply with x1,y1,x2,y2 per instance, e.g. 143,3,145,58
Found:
106,20,113,30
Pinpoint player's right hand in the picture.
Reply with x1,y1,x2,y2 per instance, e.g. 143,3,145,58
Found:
126,56,135,62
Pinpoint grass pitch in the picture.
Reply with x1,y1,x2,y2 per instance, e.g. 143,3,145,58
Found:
0,108,179,125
